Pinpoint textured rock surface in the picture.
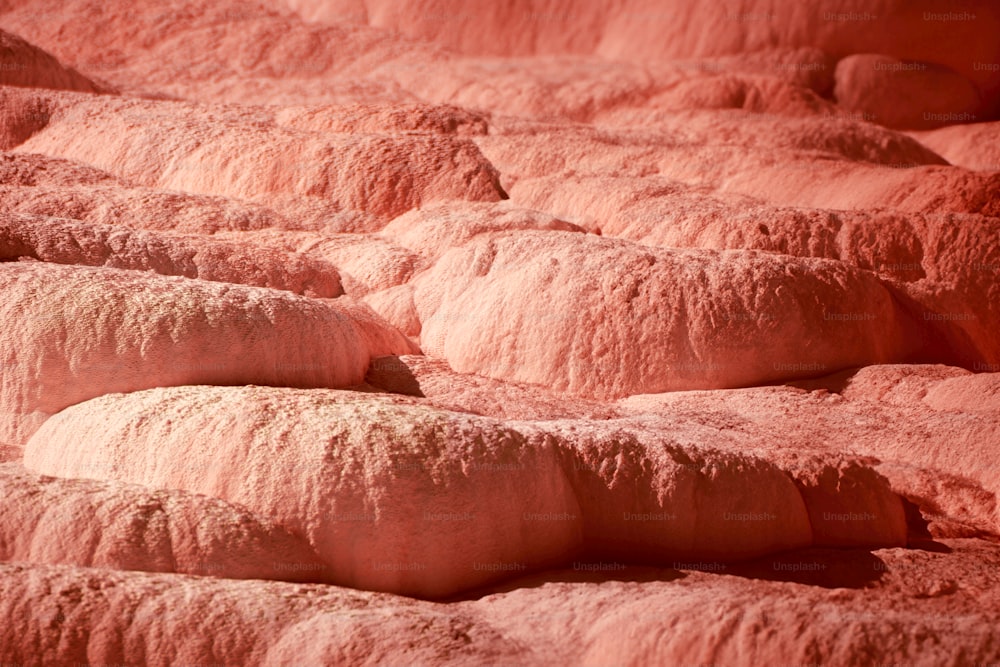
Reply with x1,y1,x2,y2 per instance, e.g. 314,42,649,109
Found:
0,212,344,296
413,231,914,398
0,1,998,664
2,539,1000,666
25,385,868,597
0,462,324,581
0,262,415,444
14,92,507,221
911,121,1000,171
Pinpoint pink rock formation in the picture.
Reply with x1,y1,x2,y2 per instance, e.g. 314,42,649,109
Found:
15,92,506,219
381,201,585,262
26,384,912,597
0,151,119,186
0,29,103,94
276,102,489,136
0,0,997,663
0,462,323,581
622,365,1000,536
0,212,343,296
289,0,1000,116
24,386,586,598
222,228,422,294
413,231,914,397
911,121,1000,171
2,539,1000,666
0,262,415,444
365,354,620,420
834,54,983,130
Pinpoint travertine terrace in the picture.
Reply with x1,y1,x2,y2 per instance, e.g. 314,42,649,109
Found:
1,1,999,665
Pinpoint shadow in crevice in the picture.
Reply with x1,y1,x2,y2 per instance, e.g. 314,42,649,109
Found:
447,543,907,602
782,366,859,394
365,355,425,397
900,493,986,547
447,563,688,602
899,495,960,552
720,547,885,589
902,495,934,539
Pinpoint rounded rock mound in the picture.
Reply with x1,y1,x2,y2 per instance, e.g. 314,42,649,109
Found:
0,463,324,582
0,262,416,444
20,97,507,219
413,231,915,399
0,213,343,297
834,54,982,130
24,386,584,598
24,385,823,597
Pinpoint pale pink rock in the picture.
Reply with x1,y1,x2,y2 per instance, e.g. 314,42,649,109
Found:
365,354,621,420
611,71,837,120
223,228,422,295
529,540,1000,667
18,94,507,219
0,462,323,581
478,112,1000,223
413,231,914,399
0,172,389,235
0,178,309,234
622,365,1000,536
0,151,119,186
0,561,519,667
292,0,1000,118
380,200,585,264
4,0,999,125
276,102,489,136
22,386,585,598
922,373,1000,414
0,0,997,661
506,174,1000,367
0,262,415,444
23,385,851,596
361,285,421,337
479,112,947,183
0,212,343,296
911,121,1000,171
366,356,912,545
720,159,1000,218
25,380,932,597
0,1,441,104
478,111,1000,222
2,539,1000,666
838,364,973,406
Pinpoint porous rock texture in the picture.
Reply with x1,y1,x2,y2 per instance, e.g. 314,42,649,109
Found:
0,212,344,296
0,462,324,582
412,231,916,398
0,262,415,445
1,0,999,665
